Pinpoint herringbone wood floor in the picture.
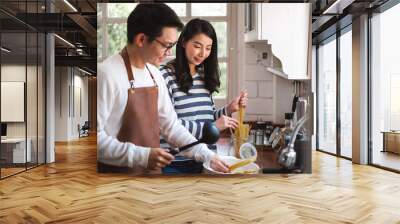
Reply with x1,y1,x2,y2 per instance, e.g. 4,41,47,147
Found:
1,135,400,223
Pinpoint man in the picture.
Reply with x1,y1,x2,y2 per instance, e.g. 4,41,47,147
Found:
97,3,229,173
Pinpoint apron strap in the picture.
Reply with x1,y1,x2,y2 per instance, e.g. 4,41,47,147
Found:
145,65,158,87
120,47,158,88
120,47,134,82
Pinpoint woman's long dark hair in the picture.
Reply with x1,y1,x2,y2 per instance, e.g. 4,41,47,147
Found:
168,18,220,94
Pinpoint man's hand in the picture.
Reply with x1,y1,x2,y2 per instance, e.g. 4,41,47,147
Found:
210,155,230,173
148,148,174,170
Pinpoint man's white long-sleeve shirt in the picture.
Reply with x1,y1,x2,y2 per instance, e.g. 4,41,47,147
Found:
97,53,215,168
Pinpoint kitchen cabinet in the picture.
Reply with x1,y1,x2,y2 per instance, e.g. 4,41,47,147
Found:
244,3,311,80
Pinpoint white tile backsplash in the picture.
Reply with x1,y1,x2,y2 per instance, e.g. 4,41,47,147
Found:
257,115,274,122
245,65,273,81
243,114,259,121
245,45,258,64
258,81,273,98
246,98,273,115
244,81,258,97
242,43,293,124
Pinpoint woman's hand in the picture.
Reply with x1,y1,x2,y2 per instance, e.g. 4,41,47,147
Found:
215,115,239,131
210,155,230,173
227,90,248,115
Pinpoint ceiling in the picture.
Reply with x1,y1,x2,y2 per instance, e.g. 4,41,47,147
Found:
1,0,395,74
310,0,390,43
0,0,96,75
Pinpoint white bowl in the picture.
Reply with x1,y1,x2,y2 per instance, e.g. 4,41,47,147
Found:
203,156,260,174
239,143,257,159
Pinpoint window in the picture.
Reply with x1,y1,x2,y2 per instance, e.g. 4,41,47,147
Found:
370,3,400,171
339,27,352,158
391,75,400,129
316,24,353,159
97,3,230,98
317,36,337,155
0,0,46,179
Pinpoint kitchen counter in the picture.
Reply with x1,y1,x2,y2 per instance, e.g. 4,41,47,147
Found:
98,137,285,175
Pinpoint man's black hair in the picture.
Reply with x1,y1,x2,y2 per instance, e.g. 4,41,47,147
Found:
127,3,184,43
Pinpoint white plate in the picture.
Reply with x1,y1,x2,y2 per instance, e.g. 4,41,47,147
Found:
203,156,260,174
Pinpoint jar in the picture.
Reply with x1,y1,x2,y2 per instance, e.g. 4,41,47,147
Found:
255,129,264,146
248,129,256,144
263,130,270,146
265,122,273,142
256,120,267,130
284,112,294,129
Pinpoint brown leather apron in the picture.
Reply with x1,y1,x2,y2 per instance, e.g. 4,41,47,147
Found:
98,47,160,173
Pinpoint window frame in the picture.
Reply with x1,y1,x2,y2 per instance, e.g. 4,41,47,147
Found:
97,3,232,100
369,1,400,173
315,24,353,161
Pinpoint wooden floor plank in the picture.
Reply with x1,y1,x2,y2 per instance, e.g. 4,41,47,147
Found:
0,135,399,223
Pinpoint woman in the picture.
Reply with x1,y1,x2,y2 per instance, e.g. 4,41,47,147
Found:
160,18,248,174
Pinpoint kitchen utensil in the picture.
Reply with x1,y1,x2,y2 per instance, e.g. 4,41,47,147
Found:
268,127,280,146
291,81,299,113
271,133,281,149
277,114,308,169
292,95,298,113
295,97,307,124
171,121,220,155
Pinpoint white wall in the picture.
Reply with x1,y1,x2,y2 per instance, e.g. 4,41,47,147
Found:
243,44,274,121
73,72,89,138
1,65,26,139
273,74,293,123
225,4,294,125
241,43,293,124
1,64,46,164
54,67,89,141
55,66,69,141
1,65,40,137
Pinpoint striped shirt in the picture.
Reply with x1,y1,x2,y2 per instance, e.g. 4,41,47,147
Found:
160,65,228,151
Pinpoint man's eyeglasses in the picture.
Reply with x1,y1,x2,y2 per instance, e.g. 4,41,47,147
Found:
154,39,176,53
